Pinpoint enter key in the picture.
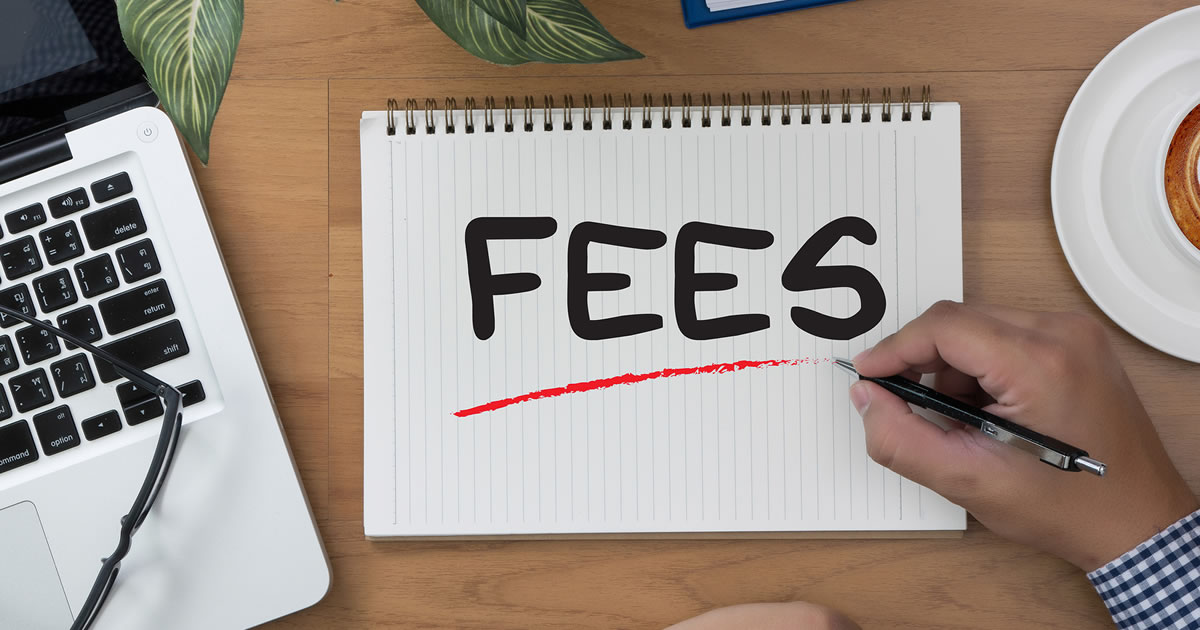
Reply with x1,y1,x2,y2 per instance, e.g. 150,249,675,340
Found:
98,279,175,335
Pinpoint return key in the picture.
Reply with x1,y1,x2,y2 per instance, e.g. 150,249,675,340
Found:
99,279,175,335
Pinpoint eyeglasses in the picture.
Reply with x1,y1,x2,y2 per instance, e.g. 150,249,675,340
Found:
0,305,182,630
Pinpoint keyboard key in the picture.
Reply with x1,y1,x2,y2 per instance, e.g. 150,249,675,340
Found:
0,421,38,474
0,235,43,280
0,387,11,422
81,410,122,439
81,410,122,441
178,380,205,407
39,221,84,265
33,406,80,455
10,368,54,413
48,188,89,218
81,199,146,250
5,203,47,233
115,239,161,283
0,335,18,375
91,173,133,203
123,397,163,426
51,354,95,398
16,324,59,364
56,305,101,350
32,270,77,312
0,285,36,328
95,320,189,383
117,381,154,406
99,280,174,335
74,254,119,298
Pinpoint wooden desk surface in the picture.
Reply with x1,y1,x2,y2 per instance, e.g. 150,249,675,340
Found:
190,1,1200,627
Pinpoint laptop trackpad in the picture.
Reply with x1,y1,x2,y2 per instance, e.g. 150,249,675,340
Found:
0,502,73,629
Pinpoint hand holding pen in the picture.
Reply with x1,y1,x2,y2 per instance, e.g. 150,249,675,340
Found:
845,301,1197,572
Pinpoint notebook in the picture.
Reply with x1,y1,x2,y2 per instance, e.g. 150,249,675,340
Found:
680,0,855,28
361,89,965,538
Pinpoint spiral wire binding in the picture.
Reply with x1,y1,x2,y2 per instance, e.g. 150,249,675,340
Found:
523,96,535,131
423,99,435,134
405,98,418,134
444,98,456,133
383,87,935,136
464,97,476,133
386,98,398,135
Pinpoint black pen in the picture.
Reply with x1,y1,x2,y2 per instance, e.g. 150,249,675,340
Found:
833,358,1107,476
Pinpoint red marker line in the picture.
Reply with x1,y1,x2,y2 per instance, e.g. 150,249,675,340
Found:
454,357,831,418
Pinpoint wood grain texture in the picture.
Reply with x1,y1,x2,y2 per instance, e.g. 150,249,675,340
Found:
175,0,1200,628
233,0,1199,80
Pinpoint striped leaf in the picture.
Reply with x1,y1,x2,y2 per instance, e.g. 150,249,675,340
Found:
416,0,643,65
521,0,642,64
471,0,526,37
115,0,244,164
415,0,529,65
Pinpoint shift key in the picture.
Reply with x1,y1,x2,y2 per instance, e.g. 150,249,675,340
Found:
81,199,147,250
95,320,189,382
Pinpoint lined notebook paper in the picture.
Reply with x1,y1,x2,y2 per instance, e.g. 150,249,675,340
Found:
361,93,965,537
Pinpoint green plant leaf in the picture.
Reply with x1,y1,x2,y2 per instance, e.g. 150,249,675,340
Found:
470,0,526,37
415,0,643,66
414,0,529,65
115,0,244,164
521,0,642,64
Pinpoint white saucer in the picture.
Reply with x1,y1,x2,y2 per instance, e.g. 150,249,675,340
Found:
1052,6,1200,362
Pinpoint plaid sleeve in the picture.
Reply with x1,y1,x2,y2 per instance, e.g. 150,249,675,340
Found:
1088,508,1200,629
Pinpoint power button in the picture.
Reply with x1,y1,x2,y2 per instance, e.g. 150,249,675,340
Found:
137,121,158,143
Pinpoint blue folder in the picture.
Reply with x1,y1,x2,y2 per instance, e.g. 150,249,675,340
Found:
681,0,856,28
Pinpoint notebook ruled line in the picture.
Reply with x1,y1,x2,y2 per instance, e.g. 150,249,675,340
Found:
364,101,963,536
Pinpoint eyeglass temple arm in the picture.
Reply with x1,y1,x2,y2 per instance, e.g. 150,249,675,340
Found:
0,304,177,398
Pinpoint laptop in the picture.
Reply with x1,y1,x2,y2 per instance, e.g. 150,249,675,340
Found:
0,2,329,628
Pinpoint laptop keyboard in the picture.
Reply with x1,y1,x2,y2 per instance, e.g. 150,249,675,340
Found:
0,171,208,476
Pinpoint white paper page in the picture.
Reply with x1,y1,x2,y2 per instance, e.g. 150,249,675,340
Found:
707,0,792,11
361,102,964,536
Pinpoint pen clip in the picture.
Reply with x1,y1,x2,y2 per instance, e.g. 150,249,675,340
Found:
979,420,1074,470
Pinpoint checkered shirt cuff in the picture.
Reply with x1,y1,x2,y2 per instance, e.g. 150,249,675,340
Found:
1088,508,1200,629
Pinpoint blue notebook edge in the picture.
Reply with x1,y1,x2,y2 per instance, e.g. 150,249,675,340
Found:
681,0,856,28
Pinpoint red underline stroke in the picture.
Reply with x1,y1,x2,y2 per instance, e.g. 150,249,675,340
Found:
453,357,832,418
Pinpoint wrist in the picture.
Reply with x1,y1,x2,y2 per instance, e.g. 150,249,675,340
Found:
1075,491,1199,572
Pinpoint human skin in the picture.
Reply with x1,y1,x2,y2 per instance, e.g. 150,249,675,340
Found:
666,302,1198,628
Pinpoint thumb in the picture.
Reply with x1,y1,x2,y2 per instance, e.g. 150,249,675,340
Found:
850,381,978,494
